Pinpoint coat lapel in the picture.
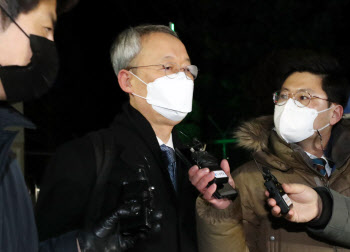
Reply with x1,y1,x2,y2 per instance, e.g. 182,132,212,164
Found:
121,103,179,199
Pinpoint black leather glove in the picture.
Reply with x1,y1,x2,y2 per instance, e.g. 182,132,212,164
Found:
77,196,163,251
191,150,220,170
77,201,143,252
77,165,163,252
118,167,162,238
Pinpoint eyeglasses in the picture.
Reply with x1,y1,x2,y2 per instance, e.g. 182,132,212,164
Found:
273,89,330,108
127,62,198,80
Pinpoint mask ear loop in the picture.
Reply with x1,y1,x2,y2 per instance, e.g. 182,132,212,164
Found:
316,130,325,152
315,105,336,151
0,4,30,38
128,71,148,86
128,71,148,100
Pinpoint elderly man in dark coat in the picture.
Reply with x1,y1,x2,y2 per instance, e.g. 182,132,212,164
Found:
35,24,199,252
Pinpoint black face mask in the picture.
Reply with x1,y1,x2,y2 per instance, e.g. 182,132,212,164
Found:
0,5,59,102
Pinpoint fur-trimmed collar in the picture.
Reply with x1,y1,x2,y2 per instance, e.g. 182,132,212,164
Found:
233,115,275,152
233,115,350,169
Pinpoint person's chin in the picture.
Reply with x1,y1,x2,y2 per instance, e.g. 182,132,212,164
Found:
156,113,184,126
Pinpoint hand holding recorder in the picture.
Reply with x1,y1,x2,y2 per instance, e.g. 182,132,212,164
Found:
265,183,322,223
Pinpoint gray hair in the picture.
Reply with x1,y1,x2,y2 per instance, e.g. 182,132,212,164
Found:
110,24,179,76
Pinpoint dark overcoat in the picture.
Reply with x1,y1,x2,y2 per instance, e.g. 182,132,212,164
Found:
35,103,199,252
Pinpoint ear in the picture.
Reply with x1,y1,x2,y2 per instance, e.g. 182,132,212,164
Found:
330,105,343,125
117,69,133,94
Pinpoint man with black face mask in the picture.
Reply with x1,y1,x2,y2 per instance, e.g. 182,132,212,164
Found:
0,1,148,251
0,1,67,250
0,0,60,101
0,22,59,102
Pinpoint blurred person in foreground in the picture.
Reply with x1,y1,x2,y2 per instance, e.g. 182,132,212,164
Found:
0,1,149,251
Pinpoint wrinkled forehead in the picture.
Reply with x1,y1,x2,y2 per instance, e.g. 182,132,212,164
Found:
135,32,191,65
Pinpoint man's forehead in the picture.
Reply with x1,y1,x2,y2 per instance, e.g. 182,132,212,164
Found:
137,32,189,62
39,0,57,21
282,72,324,93
50,9,57,26
161,55,191,63
281,87,316,93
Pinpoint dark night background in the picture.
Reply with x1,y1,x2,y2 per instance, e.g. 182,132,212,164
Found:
23,0,350,188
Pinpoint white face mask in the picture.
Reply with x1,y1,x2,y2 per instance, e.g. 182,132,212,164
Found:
274,98,333,143
129,71,194,121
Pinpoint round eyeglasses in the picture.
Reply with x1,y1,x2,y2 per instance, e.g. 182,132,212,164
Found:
127,62,198,80
273,90,330,108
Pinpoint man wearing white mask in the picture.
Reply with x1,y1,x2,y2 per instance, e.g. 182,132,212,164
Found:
35,24,199,252
190,50,350,252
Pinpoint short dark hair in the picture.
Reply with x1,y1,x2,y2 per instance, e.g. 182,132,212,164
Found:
0,0,79,30
0,0,38,29
268,49,350,108
57,0,79,15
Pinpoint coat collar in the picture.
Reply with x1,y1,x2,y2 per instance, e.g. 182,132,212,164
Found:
234,115,350,171
111,102,184,197
0,103,35,130
111,103,164,166
0,104,35,175
327,119,350,169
